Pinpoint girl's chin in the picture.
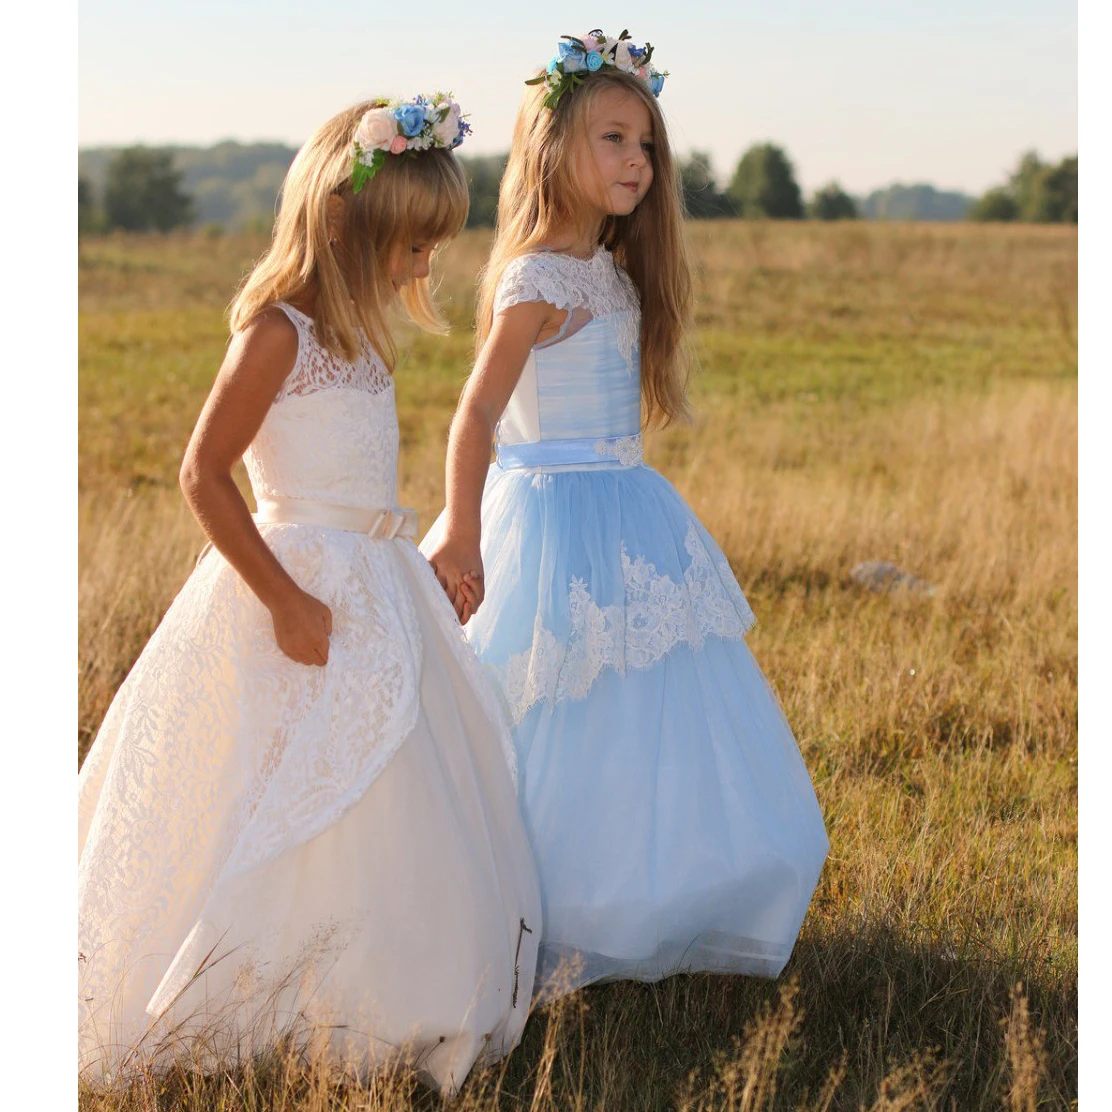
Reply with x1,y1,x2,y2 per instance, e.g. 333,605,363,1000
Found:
606,189,645,215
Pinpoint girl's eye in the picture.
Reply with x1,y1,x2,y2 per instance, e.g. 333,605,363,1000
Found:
603,133,622,143
641,142,655,154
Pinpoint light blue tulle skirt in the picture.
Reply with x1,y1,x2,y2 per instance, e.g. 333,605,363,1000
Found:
422,462,828,994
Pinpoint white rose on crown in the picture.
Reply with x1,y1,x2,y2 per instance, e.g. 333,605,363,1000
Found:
355,108,397,152
432,104,461,147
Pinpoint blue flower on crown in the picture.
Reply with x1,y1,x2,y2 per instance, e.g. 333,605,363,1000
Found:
393,104,426,138
451,118,472,149
350,92,471,194
557,41,586,72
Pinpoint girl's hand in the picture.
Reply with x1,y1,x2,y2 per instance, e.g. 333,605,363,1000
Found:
426,537,484,621
270,587,333,666
457,572,484,625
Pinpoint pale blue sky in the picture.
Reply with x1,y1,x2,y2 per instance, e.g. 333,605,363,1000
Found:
78,0,1077,194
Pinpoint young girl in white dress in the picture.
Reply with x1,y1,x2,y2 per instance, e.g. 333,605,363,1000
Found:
422,32,829,995
78,96,541,1094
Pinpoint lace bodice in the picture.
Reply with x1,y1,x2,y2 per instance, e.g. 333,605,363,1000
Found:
494,249,643,463
243,303,399,508
494,247,641,367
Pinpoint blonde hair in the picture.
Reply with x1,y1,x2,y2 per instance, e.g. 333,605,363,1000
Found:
476,69,693,426
230,99,469,369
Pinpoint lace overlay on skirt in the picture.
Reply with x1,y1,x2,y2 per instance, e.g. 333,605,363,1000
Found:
494,522,755,725
78,303,538,1090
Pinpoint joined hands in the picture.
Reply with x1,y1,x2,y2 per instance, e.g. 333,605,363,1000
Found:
425,537,486,625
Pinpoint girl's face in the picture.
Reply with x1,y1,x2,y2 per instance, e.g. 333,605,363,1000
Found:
576,86,655,219
389,242,434,290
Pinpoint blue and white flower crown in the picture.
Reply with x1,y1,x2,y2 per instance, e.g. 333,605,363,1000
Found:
527,29,667,110
351,93,471,194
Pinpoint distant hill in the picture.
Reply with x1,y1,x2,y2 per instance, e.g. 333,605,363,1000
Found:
78,141,505,231
79,142,298,231
857,183,975,222
78,142,979,229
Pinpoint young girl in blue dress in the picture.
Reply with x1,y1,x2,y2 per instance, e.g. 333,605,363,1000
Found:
78,96,540,1094
422,31,829,995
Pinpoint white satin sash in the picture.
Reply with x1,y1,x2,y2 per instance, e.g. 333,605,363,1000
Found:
253,497,418,540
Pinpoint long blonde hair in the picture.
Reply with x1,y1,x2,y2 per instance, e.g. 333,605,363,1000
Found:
476,69,692,426
230,99,469,369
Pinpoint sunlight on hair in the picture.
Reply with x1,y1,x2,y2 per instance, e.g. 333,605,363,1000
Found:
229,100,469,371
476,70,693,427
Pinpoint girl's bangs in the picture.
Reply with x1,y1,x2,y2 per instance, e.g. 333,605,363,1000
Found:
401,154,470,245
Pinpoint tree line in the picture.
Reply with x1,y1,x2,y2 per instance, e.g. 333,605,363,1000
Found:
967,151,1077,223
78,142,1077,235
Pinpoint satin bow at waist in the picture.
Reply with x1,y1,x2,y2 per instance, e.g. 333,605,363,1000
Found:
253,497,418,540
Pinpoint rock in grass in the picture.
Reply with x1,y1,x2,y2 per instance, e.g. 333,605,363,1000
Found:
850,560,937,596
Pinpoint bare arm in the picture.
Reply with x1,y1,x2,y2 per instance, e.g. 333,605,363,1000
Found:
179,308,333,665
427,299,556,619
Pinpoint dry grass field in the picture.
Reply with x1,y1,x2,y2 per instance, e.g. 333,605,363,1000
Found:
78,220,1077,1110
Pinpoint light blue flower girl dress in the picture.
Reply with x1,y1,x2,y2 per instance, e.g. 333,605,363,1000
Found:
423,247,828,994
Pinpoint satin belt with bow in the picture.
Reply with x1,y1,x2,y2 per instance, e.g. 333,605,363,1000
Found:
253,497,419,540
496,433,640,471
196,498,418,567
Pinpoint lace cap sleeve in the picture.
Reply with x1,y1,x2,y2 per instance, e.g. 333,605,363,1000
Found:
494,253,581,316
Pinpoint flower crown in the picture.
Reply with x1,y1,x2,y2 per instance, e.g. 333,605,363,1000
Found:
351,93,471,193
526,29,666,110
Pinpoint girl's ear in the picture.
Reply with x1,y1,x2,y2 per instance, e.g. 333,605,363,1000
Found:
326,194,345,245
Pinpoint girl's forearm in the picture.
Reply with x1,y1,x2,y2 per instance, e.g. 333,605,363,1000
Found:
443,402,495,542
181,468,301,611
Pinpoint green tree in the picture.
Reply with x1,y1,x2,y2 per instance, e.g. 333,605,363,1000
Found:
78,176,101,234
104,147,194,232
457,153,508,228
1010,150,1053,222
809,181,858,221
969,186,1019,222
679,151,736,219
727,143,804,219
969,152,1078,225
1042,155,1078,223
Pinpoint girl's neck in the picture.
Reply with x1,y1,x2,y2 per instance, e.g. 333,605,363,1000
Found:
542,220,604,261
284,285,317,318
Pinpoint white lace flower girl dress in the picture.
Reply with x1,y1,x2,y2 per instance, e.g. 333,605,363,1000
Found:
78,302,541,1094
422,248,829,995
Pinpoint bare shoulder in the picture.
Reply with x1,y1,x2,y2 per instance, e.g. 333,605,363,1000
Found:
222,304,300,388
234,304,299,361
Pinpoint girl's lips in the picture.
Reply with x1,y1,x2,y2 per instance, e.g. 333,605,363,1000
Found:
619,181,639,192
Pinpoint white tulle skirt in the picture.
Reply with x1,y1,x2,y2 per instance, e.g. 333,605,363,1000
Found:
78,531,541,1094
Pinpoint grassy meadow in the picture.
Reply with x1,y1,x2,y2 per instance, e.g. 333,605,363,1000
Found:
78,221,1077,1110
